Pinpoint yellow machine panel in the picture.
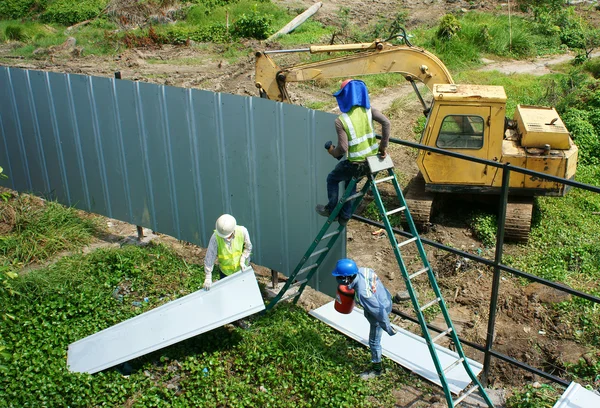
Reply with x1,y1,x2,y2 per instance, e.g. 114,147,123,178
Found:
514,105,571,149
433,84,507,103
499,140,578,195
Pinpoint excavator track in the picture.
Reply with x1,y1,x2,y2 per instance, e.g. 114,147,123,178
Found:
402,173,434,231
503,197,534,242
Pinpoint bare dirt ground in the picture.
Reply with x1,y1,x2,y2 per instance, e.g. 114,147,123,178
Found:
2,1,599,405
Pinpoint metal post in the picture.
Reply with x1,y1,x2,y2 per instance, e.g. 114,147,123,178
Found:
136,226,144,240
271,269,278,289
115,71,146,243
482,163,511,386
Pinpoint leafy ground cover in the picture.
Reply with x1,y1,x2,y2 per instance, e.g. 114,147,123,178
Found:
0,239,426,406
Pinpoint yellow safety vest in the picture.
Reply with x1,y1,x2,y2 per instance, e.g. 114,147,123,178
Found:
339,107,378,162
216,226,245,275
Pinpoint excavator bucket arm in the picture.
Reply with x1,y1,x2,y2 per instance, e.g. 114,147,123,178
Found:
255,42,454,102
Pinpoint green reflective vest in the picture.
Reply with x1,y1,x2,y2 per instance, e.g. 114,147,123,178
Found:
339,107,378,162
216,226,245,275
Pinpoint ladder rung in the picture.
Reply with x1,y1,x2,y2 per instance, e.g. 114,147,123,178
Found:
398,237,417,248
374,175,395,184
322,231,340,240
298,264,318,274
290,279,308,288
432,327,453,344
453,384,480,407
308,247,329,258
443,357,464,374
409,267,429,280
278,280,308,302
343,192,364,202
279,291,301,302
419,297,440,312
386,206,406,216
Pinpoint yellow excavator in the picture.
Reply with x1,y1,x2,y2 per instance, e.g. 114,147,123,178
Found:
254,35,578,242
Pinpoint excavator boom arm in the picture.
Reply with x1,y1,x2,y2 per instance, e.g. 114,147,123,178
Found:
255,42,454,102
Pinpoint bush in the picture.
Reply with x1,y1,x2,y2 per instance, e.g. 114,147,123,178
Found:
436,14,461,40
562,108,600,165
4,25,27,41
42,0,108,26
0,0,46,19
231,10,272,40
161,22,230,44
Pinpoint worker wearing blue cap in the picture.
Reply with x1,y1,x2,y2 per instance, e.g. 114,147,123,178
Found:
332,258,397,379
316,79,391,226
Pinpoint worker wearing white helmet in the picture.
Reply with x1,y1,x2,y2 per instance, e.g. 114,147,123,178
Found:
203,214,253,290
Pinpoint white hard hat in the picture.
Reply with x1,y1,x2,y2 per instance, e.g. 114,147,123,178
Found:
215,214,236,238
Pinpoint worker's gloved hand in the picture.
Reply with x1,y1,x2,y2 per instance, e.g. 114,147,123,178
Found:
240,256,248,271
203,278,212,291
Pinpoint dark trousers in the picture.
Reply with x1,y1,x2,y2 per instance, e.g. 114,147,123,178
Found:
326,160,366,220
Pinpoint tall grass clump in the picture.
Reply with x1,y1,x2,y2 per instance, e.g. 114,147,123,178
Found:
0,195,99,267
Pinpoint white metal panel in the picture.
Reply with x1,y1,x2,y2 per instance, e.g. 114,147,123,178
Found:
68,268,265,374
309,301,483,395
553,382,600,408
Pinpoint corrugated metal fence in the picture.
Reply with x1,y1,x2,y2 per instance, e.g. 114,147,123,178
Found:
0,66,344,295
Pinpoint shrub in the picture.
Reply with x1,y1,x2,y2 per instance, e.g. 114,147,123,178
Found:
436,14,461,40
42,0,108,26
4,25,27,41
0,0,46,19
561,108,600,165
231,10,272,40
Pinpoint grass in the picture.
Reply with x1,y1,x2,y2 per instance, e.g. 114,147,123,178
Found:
410,11,565,71
0,242,421,406
0,195,100,269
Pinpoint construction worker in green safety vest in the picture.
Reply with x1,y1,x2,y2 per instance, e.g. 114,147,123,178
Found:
203,214,253,291
316,79,390,227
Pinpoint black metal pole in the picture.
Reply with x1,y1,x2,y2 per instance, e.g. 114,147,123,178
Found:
114,71,146,242
482,163,511,385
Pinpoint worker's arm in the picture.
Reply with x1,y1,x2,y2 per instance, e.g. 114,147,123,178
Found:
372,108,390,157
239,226,253,270
203,234,218,290
329,118,348,159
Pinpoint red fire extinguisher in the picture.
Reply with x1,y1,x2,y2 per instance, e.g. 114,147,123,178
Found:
334,284,355,314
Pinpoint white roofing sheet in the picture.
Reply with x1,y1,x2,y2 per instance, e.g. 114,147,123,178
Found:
553,382,600,408
68,268,265,374
310,301,483,395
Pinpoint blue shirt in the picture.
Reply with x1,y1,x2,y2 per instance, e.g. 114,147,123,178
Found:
348,267,395,335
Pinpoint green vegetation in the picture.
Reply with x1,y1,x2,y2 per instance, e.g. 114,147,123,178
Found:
469,212,497,248
0,195,99,268
506,384,561,408
0,239,421,406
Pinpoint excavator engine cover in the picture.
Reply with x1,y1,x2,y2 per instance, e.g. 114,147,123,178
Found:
514,105,571,150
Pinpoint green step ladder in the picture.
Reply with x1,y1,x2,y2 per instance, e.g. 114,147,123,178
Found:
266,155,494,407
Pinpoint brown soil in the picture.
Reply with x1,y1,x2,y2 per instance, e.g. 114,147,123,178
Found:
2,2,598,404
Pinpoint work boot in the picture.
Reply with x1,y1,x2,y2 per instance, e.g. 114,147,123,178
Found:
315,204,337,220
338,217,350,227
359,362,383,380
